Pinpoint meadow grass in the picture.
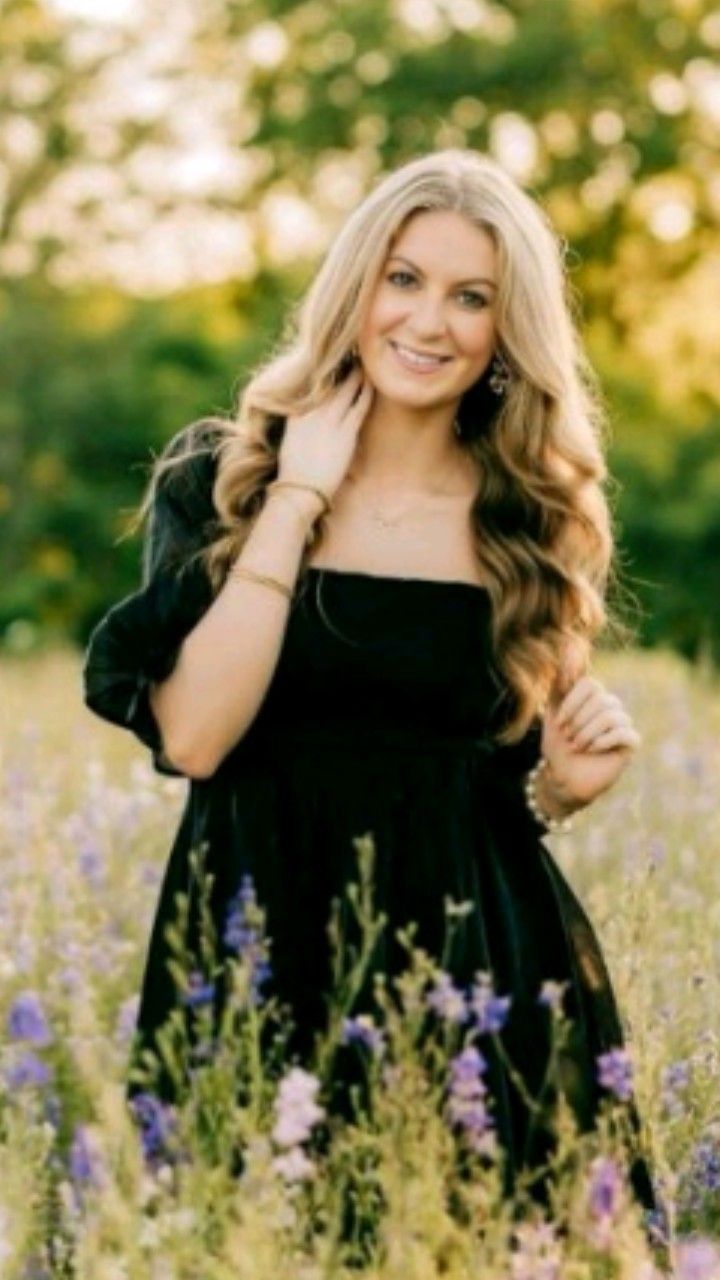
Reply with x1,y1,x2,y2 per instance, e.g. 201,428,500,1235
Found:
0,646,718,1278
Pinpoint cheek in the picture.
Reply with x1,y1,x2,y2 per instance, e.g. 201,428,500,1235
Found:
460,313,496,357
362,293,403,339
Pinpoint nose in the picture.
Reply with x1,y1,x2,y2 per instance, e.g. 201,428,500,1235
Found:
405,291,449,338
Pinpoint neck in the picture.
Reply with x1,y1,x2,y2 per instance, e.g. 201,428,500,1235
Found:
348,397,473,496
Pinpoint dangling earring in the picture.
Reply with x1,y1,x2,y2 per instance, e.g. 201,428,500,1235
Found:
488,350,511,396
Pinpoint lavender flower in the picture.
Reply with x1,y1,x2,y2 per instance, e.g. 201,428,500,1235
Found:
688,1132,720,1193
223,874,272,1005
467,972,511,1035
584,1154,625,1250
181,970,216,1008
597,1047,634,1101
426,972,468,1024
5,1051,52,1090
129,1092,176,1163
114,994,140,1045
588,1155,622,1218
662,1057,693,1118
446,1045,494,1153
69,1124,108,1190
7,991,53,1046
662,1058,692,1092
342,1014,386,1055
271,1067,325,1150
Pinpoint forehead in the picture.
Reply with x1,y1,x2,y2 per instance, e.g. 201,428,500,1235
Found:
387,209,496,278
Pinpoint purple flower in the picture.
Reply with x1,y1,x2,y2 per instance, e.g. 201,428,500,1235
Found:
450,1045,488,1087
129,1092,176,1163
69,1124,108,1189
688,1133,720,1193
5,1051,52,1090
223,874,272,1005
662,1059,692,1092
115,994,139,1045
467,972,511,1035
7,991,53,1046
597,1047,634,1101
181,970,216,1008
446,1046,494,1153
426,972,468,1024
588,1155,622,1219
342,1014,385,1055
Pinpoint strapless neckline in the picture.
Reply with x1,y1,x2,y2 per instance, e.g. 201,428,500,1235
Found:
305,565,490,593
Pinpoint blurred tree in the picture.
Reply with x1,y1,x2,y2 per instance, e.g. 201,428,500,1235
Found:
1,0,719,662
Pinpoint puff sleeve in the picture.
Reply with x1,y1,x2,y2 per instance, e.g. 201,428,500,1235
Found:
82,419,223,775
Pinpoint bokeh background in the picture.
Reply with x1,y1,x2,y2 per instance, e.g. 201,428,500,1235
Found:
1,0,719,660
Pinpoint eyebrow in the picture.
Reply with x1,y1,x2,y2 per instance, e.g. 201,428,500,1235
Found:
387,254,498,290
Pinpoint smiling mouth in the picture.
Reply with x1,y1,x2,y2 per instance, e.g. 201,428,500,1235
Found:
389,341,454,368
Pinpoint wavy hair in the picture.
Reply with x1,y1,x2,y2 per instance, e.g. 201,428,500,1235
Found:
134,148,628,746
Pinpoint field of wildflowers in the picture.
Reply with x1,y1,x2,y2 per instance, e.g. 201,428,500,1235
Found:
0,646,718,1279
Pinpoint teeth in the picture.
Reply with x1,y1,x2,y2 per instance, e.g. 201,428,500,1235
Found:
393,343,446,367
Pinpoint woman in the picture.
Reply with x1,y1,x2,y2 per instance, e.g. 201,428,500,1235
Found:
83,148,658,1220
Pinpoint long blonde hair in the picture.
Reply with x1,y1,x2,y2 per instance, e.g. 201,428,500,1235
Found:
136,148,624,745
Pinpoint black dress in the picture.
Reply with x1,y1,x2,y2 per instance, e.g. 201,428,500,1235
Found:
82,420,657,1215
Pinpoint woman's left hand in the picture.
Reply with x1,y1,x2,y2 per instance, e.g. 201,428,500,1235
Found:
540,675,642,812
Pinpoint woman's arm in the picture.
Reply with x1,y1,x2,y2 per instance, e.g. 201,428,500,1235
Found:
151,488,321,778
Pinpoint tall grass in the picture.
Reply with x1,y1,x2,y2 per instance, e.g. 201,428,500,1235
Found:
0,647,717,1278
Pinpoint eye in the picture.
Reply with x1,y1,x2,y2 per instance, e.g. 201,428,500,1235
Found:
459,290,489,309
387,270,415,287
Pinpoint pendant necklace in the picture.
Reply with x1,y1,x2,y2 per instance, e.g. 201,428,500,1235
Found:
346,418,469,531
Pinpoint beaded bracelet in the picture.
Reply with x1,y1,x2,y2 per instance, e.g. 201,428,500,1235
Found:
524,756,575,835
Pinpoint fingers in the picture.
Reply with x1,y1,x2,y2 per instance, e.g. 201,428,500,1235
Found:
555,676,612,730
565,703,630,750
554,676,642,752
584,726,642,753
556,675,599,727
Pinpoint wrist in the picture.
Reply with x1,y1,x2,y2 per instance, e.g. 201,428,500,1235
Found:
265,485,326,533
524,756,582,835
534,760,581,821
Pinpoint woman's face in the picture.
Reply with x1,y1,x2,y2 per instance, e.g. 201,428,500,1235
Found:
357,209,499,411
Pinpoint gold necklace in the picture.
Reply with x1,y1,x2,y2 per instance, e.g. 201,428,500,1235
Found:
346,423,472,530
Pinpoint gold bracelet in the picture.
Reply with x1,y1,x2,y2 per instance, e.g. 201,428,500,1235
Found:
226,564,294,599
266,479,332,518
266,485,321,530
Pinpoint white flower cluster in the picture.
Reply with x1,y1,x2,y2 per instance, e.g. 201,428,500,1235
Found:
270,1067,325,1185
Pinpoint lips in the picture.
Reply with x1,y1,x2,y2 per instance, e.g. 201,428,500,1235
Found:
389,341,453,372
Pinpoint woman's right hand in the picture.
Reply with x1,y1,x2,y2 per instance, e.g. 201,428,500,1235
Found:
277,366,374,502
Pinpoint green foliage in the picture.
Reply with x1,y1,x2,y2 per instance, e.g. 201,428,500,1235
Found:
1,0,719,665
0,277,279,646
